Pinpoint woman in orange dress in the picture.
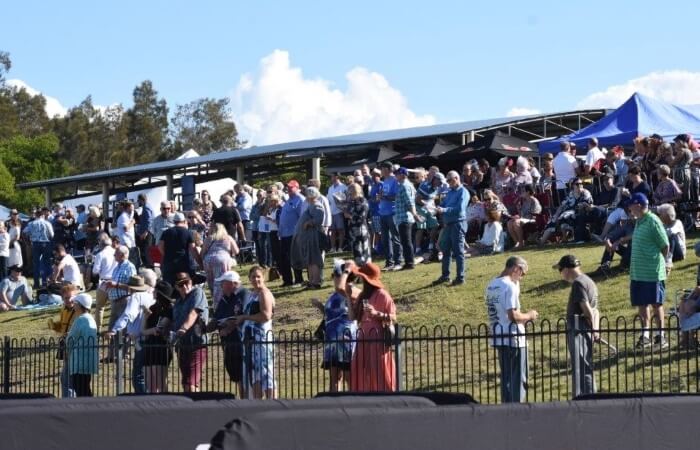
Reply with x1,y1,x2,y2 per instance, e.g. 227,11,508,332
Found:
349,262,397,392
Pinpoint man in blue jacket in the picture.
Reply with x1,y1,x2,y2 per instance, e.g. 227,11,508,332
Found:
435,170,469,286
378,162,402,271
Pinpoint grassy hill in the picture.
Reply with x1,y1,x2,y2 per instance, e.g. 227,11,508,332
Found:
2,239,697,340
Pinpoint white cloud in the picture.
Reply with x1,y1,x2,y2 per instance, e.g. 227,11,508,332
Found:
231,50,436,145
506,107,541,117
6,78,68,118
577,70,700,109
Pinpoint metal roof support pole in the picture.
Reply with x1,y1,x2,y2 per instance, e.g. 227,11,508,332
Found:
310,157,321,181
166,173,174,200
101,182,109,227
44,187,52,208
236,167,244,186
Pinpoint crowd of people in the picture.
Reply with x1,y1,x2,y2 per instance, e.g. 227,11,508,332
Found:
1,131,700,400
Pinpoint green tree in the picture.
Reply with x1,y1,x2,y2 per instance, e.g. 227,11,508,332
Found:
0,50,10,84
0,134,69,211
52,97,129,172
125,80,170,164
170,97,242,154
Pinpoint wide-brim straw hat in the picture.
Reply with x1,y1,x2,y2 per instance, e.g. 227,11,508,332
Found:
352,262,384,289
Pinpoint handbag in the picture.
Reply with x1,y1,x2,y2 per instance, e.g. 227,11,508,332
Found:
268,267,281,282
314,319,326,341
383,322,396,348
318,231,331,252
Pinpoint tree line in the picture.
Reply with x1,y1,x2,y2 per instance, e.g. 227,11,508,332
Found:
0,50,243,211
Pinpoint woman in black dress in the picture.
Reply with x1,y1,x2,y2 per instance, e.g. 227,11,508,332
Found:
142,280,174,393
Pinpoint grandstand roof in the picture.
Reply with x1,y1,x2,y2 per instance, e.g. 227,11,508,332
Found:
18,109,606,190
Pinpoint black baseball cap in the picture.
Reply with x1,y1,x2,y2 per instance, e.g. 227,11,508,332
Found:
553,255,580,271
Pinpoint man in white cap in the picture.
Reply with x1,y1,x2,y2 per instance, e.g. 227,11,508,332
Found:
208,271,248,398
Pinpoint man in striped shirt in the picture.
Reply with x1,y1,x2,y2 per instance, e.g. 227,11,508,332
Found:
628,193,669,350
394,167,422,270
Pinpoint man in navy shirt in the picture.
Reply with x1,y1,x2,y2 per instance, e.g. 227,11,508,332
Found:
136,193,155,268
278,180,305,286
435,171,470,285
209,270,248,398
378,162,402,271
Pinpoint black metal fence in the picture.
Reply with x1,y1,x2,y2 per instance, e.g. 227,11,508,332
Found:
2,314,700,402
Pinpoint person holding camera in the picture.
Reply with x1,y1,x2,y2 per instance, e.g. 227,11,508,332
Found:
208,271,248,398
348,262,396,392
311,260,358,392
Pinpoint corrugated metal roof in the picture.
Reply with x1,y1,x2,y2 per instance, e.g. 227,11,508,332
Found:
18,110,602,189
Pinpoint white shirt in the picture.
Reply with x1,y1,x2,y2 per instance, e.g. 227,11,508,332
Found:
111,291,155,338
665,220,686,261
478,221,503,250
319,195,332,228
60,254,82,287
552,152,578,189
585,146,606,168
117,211,136,248
92,246,117,281
258,207,279,232
327,182,348,215
485,276,525,347
0,232,9,257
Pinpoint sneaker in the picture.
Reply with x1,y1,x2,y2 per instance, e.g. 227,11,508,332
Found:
400,264,415,271
635,336,651,351
450,278,465,286
382,265,395,272
414,256,424,264
391,264,404,271
574,240,586,245
432,277,450,285
653,335,669,350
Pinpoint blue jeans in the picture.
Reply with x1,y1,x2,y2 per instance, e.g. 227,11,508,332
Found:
132,345,146,394
668,233,685,262
441,221,466,281
497,346,527,403
398,222,415,266
379,215,402,267
31,241,52,289
257,232,271,267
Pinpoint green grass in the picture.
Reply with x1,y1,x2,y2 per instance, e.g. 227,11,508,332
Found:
2,238,698,340
2,239,699,402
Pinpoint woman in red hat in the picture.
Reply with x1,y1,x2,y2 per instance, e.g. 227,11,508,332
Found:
348,262,396,392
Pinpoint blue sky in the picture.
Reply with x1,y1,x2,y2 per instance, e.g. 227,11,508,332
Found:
2,0,700,144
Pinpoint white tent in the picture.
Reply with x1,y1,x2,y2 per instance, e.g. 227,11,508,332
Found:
62,150,236,213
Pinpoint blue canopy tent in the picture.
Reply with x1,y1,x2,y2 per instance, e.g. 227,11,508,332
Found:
539,92,700,154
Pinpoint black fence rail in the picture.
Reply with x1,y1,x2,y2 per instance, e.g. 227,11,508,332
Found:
2,315,700,402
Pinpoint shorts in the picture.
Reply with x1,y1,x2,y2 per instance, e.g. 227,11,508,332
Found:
331,213,345,231
630,280,665,307
178,347,208,388
371,216,382,234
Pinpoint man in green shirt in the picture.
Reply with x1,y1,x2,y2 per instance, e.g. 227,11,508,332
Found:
628,193,669,350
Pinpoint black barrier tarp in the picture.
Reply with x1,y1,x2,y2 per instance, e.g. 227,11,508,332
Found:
211,396,700,450
0,395,436,450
